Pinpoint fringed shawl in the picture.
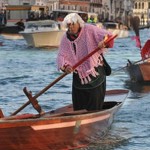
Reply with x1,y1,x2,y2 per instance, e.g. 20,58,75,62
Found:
57,24,112,84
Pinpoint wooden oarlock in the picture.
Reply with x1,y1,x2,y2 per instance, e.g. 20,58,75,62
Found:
23,87,45,115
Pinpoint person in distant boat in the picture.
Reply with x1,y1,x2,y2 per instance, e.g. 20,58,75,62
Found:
15,19,25,30
57,13,114,111
87,15,95,23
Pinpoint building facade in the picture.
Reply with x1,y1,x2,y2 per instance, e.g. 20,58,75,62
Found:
3,0,147,26
133,0,150,25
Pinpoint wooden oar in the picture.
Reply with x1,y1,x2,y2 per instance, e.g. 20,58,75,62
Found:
11,34,117,116
130,16,142,49
130,16,140,37
111,16,142,74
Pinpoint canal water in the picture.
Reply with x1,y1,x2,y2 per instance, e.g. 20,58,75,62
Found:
0,29,150,150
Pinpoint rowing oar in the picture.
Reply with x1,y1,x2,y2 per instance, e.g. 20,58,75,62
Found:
11,34,117,116
130,16,140,37
130,15,142,49
111,16,142,74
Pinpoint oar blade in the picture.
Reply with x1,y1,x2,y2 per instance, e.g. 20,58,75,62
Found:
141,40,150,59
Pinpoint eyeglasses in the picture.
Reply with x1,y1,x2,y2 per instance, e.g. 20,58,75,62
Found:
67,22,75,27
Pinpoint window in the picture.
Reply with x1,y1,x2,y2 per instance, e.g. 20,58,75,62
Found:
148,2,150,9
142,2,144,9
138,2,141,9
134,2,137,9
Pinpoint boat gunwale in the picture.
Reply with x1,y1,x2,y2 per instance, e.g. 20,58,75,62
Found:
0,89,129,129
0,101,122,127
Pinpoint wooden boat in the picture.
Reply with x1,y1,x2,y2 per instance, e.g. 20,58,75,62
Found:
0,89,129,150
126,58,150,83
125,80,150,93
125,37,150,83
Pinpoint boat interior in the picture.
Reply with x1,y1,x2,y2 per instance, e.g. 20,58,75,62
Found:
0,89,129,120
0,101,120,120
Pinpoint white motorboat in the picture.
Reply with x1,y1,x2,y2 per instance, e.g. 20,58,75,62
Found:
103,22,129,38
20,10,89,48
19,20,66,48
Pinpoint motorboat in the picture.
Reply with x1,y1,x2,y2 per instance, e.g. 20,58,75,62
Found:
19,9,89,48
19,20,66,48
49,9,88,22
103,22,129,38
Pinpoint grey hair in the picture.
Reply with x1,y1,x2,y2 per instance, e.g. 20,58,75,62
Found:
62,13,85,28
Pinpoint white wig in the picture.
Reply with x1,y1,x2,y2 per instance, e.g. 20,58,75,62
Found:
62,13,85,28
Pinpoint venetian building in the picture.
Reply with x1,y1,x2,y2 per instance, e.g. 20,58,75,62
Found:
59,0,90,12
46,0,59,12
4,0,36,20
0,0,8,7
91,0,133,23
58,0,134,23
0,0,8,10
1,0,52,20
133,0,150,25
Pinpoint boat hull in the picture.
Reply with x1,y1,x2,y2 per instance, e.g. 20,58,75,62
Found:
108,29,129,38
20,30,65,48
1,33,23,40
0,112,113,149
0,89,129,150
101,22,129,38
0,25,23,34
126,61,150,83
0,25,24,40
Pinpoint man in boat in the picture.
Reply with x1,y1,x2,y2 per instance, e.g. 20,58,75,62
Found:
87,15,96,23
57,13,114,111
15,19,25,30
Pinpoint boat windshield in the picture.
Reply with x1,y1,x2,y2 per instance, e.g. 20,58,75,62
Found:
49,10,88,22
103,22,118,29
25,20,59,29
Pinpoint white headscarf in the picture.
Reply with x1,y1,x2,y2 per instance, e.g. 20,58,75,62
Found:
62,13,85,28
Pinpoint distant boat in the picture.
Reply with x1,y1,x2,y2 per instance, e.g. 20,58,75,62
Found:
0,89,129,150
49,9,88,22
102,22,129,38
126,38,150,83
20,10,89,48
126,58,150,83
0,24,24,40
19,20,66,48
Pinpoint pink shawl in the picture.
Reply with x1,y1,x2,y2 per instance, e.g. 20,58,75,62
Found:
57,24,112,84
